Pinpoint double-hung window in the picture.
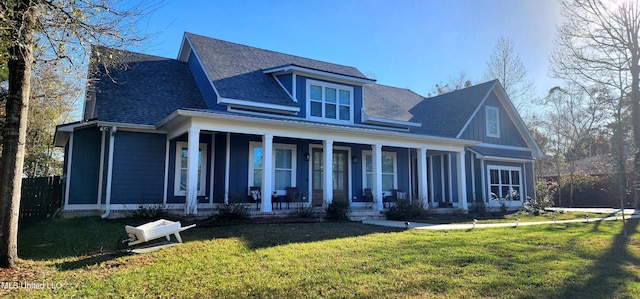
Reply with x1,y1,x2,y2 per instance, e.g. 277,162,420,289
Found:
174,142,207,196
248,142,297,194
307,79,353,123
488,166,522,201
362,151,397,192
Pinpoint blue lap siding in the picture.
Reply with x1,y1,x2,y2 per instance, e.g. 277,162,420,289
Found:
68,126,101,204
110,131,166,204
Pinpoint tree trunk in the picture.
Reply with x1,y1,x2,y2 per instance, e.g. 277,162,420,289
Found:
631,58,640,210
0,0,36,268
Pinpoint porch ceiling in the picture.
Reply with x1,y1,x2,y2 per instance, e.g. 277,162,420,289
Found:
157,109,479,151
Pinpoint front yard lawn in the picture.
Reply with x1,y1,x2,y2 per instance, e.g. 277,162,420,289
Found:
3,216,639,298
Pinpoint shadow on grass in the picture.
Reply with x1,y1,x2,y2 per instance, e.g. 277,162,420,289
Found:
558,217,639,298
186,221,405,250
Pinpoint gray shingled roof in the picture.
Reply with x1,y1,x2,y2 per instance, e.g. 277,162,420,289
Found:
88,46,206,125
185,32,370,107
409,80,497,137
363,84,424,122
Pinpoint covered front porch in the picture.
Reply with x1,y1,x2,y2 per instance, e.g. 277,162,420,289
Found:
159,109,477,215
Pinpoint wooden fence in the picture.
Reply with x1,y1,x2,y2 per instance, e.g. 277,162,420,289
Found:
20,176,63,219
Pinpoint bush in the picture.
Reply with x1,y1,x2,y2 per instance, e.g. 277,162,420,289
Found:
215,203,250,222
130,204,170,219
293,204,318,219
468,201,487,215
385,199,426,221
325,197,351,221
524,195,554,215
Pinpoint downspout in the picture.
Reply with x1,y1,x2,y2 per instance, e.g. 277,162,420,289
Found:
102,126,117,218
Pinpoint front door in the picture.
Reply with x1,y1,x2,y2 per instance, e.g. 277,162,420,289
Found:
311,148,349,206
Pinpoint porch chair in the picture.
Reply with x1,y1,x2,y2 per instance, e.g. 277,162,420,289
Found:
383,189,406,208
286,187,304,209
249,187,261,211
363,188,374,208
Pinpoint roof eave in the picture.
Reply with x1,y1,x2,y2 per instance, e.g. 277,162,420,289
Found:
361,111,422,128
263,65,376,85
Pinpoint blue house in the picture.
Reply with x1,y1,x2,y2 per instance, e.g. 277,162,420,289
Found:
53,33,542,217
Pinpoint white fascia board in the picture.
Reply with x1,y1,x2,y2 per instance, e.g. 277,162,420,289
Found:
177,34,192,62
263,65,376,85
54,120,99,147
271,74,296,102
218,97,300,114
479,155,534,163
456,81,497,139
176,109,476,151
492,86,543,157
361,111,422,128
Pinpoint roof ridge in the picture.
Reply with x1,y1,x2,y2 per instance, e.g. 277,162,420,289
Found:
91,44,179,62
184,32,369,79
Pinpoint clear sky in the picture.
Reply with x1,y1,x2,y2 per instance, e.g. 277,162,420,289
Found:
136,0,563,100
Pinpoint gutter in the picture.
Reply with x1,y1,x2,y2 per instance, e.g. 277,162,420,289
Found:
101,126,117,218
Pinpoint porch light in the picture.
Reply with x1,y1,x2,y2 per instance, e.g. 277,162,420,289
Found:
352,156,358,164
304,152,310,161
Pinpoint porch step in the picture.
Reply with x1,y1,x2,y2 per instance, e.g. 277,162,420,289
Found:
350,209,386,221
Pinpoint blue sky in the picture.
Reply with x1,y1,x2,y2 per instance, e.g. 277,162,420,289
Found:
137,0,562,100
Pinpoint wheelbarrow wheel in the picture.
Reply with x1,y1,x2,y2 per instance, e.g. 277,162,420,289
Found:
117,233,136,252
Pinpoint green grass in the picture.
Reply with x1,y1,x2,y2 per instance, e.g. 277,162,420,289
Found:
4,216,640,298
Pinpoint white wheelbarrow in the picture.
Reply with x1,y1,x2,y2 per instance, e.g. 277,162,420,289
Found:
117,219,196,252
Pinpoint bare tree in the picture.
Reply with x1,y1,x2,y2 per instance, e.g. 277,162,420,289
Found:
550,0,640,209
0,0,154,268
484,37,535,112
427,71,473,97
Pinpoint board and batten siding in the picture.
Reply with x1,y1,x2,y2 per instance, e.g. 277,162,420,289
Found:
68,126,101,205
458,92,528,147
110,131,166,205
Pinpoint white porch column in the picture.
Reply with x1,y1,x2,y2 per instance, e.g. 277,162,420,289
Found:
261,134,273,212
456,150,468,210
373,143,383,211
417,147,429,208
185,127,200,215
323,139,333,204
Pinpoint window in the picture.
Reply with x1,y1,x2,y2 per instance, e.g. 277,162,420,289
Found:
174,142,207,196
307,79,353,123
486,106,500,138
488,166,521,201
362,151,397,192
248,142,297,194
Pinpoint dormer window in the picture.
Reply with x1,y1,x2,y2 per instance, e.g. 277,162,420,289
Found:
307,79,353,124
486,106,500,138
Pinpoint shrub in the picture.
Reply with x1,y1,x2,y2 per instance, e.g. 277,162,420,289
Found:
293,204,318,219
524,195,554,215
385,199,426,221
468,201,487,215
130,204,170,219
325,197,351,221
215,203,250,222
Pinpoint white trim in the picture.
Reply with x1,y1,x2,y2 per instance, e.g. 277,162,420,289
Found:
209,133,215,204
485,106,500,138
440,155,446,202
470,151,475,201
307,143,352,205
225,133,230,203
408,148,413,200
263,65,376,85
429,155,434,206
479,155,533,163
447,154,453,202
174,141,207,197
158,109,477,151
97,129,106,205
292,73,297,101
361,112,422,128
271,74,296,102
362,150,398,195
324,140,334,204
64,132,74,208
486,165,523,202
523,162,528,202
248,141,298,196
306,79,355,125
456,81,497,138
476,143,532,151
481,159,486,202
219,97,300,114
180,34,222,99
103,127,116,218
456,151,468,210
163,139,169,204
